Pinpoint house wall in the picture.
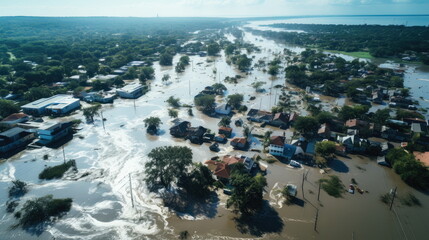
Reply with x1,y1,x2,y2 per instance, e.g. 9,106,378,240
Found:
269,144,283,156
0,133,35,153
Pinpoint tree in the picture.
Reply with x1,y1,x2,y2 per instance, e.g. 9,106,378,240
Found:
178,163,215,198
235,54,252,71
9,180,28,198
194,94,215,113
251,81,266,92
159,52,173,66
263,130,272,151
168,108,178,119
315,141,337,158
372,108,391,125
144,116,161,135
18,195,72,228
227,165,267,215
162,74,170,82
338,105,370,121
243,126,252,139
179,56,190,65
207,42,220,56
293,116,319,135
316,111,335,124
268,65,279,76
227,93,244,109
0,99,20,119
145,146,193,190
211,83,227,95
83,104,102,123
139,66,155,82
166,96,180,108
24,87,53,102
218,116,231,127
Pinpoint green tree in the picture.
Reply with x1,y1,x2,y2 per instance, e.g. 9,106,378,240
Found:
315,141,337,158
243,126,252,139
211,83,227,95
139,66,155,82
194,94,215,113
179,56,190,65
227,166,267,215
0,99,20,119
83,104,102,123
372,108,391,125
144,116,162,135
24,87,53,102
159,52,173,66
207,42,220,56
162,74,170,82
268,65,279,76
218,116,231,127
178,163,215,198
9,180,28,198
293,116,319,135
263,130,273,152
166,96,180,108
251,81,266,92
227,93,243,109
316,111,335,124
338,105,370,121
168,108,178,118
145,146,193,190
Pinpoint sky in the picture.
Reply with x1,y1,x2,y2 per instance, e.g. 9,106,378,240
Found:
0,0,428,17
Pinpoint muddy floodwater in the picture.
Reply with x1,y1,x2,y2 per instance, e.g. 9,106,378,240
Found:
1,21,429,240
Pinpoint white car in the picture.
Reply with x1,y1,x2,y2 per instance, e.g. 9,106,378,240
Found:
289,160,301,168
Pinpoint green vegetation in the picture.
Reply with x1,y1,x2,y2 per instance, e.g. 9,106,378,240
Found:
315,141,337,158
144,116,162,135
386,149,429,190
400,193,422,207
218,116,231,127
83,103,102,123
194,94,215,113
9,180,28,198
320,175,344,198
16,195,72,228
166,96,181,108
227,164,267,215
293,116,319,135
207,42,221,56
0,99,20,119
325,50,373,59
144,146,193,190
178,163,215,199
39,160,77,180
168,109,178,119
256,23,429,64
227,93,244,109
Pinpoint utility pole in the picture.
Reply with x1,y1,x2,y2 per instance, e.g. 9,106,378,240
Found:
129,173,134,208
317,180,321,201
62,146,66,164
389,187,397,211
314,208,319,232
302,170,305,200
100,111,105,132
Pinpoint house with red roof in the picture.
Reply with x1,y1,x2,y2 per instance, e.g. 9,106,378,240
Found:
1,113,30,126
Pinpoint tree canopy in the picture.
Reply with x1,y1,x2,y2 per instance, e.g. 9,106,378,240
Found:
145,146,193,190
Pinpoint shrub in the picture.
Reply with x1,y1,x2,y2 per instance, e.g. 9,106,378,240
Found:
320,175,344,198
39,160,76,180
9,180,28,198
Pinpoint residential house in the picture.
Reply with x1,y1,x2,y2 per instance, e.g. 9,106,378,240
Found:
318,123,331,139
411,122,428,134
247,109,272,123
214,134,227,143
117,83,144,99
0,113,30,126
205,155,255,180
289,112,299,125
218,127,233,138
82,91,116,103
270,112,289,129
337,135,369,153
230,137,248,150
215,104,232,115
0,127,36,155
413,152,429,168
381,127,410,142
21,94,81,116
36,121,74,146
170,121,191,138
345,119,369,130
186,126,207,144
283,144,304,160
269,136,285,156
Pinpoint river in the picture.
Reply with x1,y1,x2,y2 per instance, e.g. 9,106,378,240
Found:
1,20,428,240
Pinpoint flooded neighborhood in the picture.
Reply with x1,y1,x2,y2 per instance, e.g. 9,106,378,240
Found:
1,14,429,240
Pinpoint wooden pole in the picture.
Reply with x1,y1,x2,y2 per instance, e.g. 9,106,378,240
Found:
129,173,134,208
390,187,397,211
302,170,305,199
318,180,321,201
314,208,319,232
100,111,105,132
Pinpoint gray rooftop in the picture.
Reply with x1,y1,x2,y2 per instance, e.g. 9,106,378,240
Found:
21,94,79,110
0,127,26,138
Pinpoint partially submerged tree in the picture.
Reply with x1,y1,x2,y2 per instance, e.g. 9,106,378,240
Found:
315,141,337,158
218,116,231,127
9,180,28,198
227,93,244,109
145,146,193,190
251,81,266,92
144,116,162,135
168,108,178,119
82,103,102,123
194,94,215,113
166,96,181,108
178,163,215,199
211,83,227,95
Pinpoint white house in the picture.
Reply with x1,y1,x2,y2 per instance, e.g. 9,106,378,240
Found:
36,121,74,146
21,95,81,116
117,83,144,99
215,103,232,115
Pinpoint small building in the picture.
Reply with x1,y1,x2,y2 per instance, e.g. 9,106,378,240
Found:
269,136,285,157
230,137,248,150
318,123,331,139
345,119,369,130
186,126,207,144
411,122,428,134
36,121,74,146
170,121,191,138
117,83,144,99
218,127,233,138
82,91,116,104
21,94,81,116
283,144,304,160
205,155,255,180
215,104,232,115
270,113,289,129
0,113,30,126
214,134,227,143
0,127,36,155
247,109,272,123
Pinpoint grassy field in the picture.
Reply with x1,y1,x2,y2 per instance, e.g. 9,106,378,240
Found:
325,50,373,59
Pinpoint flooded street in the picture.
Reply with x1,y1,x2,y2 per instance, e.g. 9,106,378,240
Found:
1,20,429,240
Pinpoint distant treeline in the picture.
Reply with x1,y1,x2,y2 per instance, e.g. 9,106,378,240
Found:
251,23,429,64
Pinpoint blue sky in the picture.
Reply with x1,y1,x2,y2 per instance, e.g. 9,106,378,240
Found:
0,0,428,17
